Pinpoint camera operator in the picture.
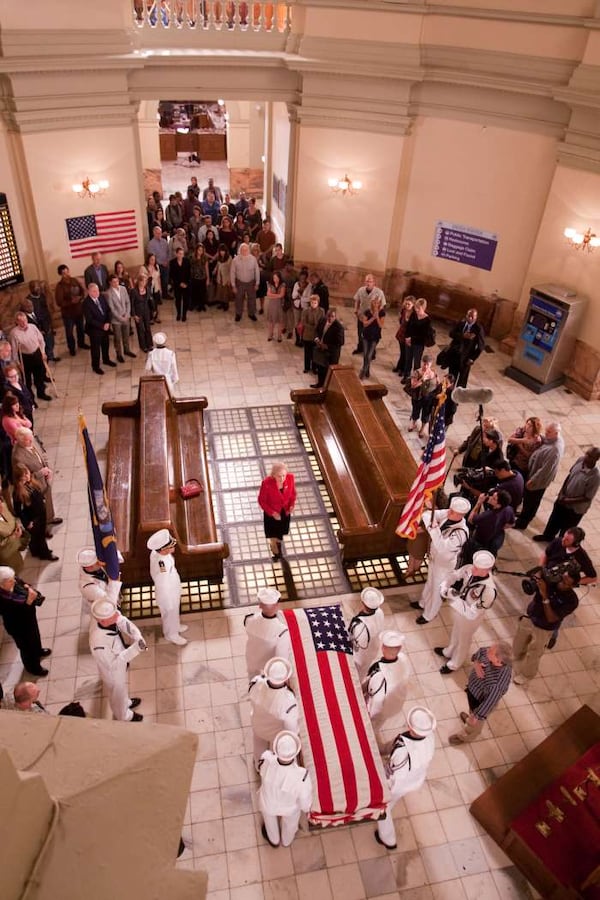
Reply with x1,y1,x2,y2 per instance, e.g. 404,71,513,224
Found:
542,527,596,586
457,418,504,469
512,565,580,685
457,457,523,510
0,564,50,677
465,488,515,562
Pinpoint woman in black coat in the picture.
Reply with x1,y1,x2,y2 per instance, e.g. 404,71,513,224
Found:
169,247,192,322
131,274,154,352
311,308,345,388
403,297,433,380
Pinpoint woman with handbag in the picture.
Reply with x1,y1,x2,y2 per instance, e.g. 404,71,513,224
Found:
506,417,543,478
258,462,296,561
265,271,286,342
12,463,57,561
402,298,432,381
393,296,415,375
300,294,325,374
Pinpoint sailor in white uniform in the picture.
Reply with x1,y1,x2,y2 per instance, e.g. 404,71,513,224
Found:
77,546,122,607
244,587,290,678
375,706,437,849
145,332,179,389
89,598,147,721
365,631,411,738
345,586,386,683
249,657,299,767
413,497,471,625
147,529,187,646
258,730,313,848
435,550,497,673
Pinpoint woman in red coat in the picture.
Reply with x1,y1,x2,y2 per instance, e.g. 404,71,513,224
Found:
258,462,296,561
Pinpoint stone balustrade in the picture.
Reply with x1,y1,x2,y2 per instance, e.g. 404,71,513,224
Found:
133,0,289,31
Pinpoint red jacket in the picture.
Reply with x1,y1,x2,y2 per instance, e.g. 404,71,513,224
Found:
258,474,296,517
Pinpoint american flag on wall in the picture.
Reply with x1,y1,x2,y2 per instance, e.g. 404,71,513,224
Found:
66,210,138,258
396,396,447,539
283,605,388,826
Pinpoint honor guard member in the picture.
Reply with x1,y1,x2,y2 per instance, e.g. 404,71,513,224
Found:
77,546,121,607
258,730,313,849
375,706,437,850
413,497,471,625
147,529,187,646
346,587,386,683
145,332,179,390
365,631,411,737
89,598,147,722
435,550,497,673
244,587,290,678
249,656,298,767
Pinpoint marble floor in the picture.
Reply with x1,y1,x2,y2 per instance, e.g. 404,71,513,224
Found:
2,297,600,900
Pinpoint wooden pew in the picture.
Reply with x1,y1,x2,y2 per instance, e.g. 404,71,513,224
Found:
102,376,229,586
291,366,417,561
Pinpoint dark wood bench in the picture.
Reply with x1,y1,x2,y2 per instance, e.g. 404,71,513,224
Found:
102,376,229,586
291,366,417,561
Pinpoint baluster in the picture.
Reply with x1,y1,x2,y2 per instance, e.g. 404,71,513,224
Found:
200,0,209,29
174,0,184,27
263,3,273,32
187,0,198,27
161,0,172,27
213,0,224,30
225,1,235,29
133,1,144,26
276,2,288,33
239,1,249,29
252,2,262,31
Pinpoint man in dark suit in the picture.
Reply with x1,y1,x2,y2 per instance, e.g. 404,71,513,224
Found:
84,252,110,292
82,284,116,375
311,308,345,388
447,308,485,387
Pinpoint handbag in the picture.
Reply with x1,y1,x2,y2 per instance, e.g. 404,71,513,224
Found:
436,346,450,368
180,478,203,499
425,325,437,347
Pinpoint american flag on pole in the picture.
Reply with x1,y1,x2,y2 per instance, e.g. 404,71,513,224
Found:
283,605,388,826
66,210,138,258
396,394,447,539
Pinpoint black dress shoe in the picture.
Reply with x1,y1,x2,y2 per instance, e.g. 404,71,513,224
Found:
129,697,142,709
433,647,446,657
513,521,527,530
79,343,91,350
104,360,117,367
310,383,322,389
37,393,52,402
249,314,257,321
374,831,397,851
415,615,428,625
39,648,52,658
29,667,48,677
261,823,280,849
409,601,422,610
235,314,241,322
124,351,137,358
439,664,453,675
131,711,144,722
116,354,125,363
532,535,549,542
41,553,59,561
93,367,105,375
50,517,63,525
49,357,61,363
352,349,362,355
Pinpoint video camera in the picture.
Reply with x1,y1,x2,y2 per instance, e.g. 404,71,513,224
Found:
521,560,581,596
453,466,494,494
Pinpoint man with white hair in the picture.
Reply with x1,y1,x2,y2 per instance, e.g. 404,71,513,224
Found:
345,586,386,682
514,421,564,529
230,242,260,322
144,332,179,389
147,529,187,646
435,550,497,673
0,565,51,676
89,597,147,721
365,631,411,735
244,587,290,678
248,656,299,766
448,643,512,744
375,706,437,850
258,730,313,848
412,497,471,625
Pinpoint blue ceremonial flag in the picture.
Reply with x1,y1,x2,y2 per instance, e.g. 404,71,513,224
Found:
78,413,120,581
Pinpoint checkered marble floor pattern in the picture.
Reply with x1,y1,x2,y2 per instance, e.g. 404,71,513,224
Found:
1,294,600,900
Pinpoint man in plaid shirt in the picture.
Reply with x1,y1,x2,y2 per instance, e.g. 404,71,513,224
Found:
448,642,512,744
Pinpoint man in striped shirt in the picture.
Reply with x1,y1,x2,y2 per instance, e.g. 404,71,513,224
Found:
448,643,512,744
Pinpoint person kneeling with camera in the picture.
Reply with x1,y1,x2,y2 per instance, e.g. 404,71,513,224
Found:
0,565,50,677
512,563,580,685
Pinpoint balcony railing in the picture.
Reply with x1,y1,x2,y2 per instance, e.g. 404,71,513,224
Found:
133,1,290,32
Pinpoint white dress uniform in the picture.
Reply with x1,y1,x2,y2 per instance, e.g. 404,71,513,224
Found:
149,547,184,642
249,675,299,763
258,750,313,847
419,509,469,622
376,726,436,848
365,653,411,732
89,613,146,721
440,564,497,670
244,611,290,678
347,607,385,683
145,344,179,388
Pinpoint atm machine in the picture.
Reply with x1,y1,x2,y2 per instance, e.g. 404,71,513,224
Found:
505,284,587,394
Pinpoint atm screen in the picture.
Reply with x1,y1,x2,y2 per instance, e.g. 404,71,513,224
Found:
521,295,564,354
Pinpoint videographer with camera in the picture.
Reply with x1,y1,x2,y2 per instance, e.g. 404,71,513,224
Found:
512,562,580,685
0,564,50,677
465,488,515,562
541,527,596,586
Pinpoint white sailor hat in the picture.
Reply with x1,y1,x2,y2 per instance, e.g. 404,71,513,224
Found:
361,587,384,610
147,529,176,551
273,730,301,762
77,547,97,567
449,497,471,515
472,550,495,571
407,706,437,737
153,332,167,347
264,657,292,686
257,587,281,606
91,598,118,621
381,630,405,649
84,583,109,606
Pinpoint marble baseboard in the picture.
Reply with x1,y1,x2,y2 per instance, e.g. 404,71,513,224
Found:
565,340,600,400
229,167,264,198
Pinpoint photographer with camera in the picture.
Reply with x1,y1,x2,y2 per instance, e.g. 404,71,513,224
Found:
542,527,596,586
465,488,515,563
512,564,580,685
0,564,50,676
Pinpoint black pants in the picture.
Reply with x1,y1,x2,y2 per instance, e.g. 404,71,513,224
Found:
21,349,46,397
174,286,189,320
63,316,86,354
89,330,111,370
516,487,546,527
5,607,43,673
542,501,582,540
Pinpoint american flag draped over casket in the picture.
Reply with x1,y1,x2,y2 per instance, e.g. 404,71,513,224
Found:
283,605,389,826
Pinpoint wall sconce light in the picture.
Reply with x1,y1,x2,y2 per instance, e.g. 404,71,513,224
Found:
72,177,109,199
563,226,600,253
328,174,362,196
